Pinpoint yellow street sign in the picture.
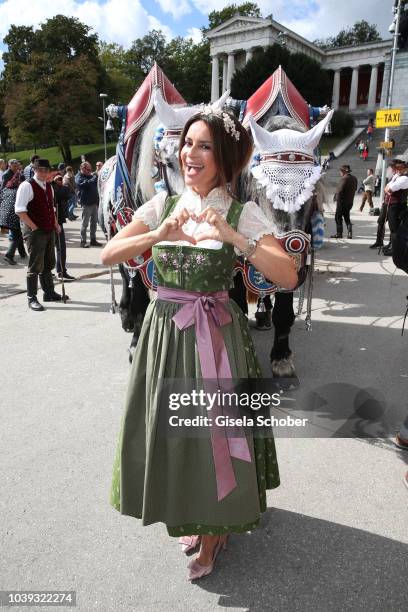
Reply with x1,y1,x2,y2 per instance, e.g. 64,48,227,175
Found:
376,108,402,128
380,141,394,148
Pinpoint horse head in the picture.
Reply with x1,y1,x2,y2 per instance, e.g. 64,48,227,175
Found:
240,110,333,236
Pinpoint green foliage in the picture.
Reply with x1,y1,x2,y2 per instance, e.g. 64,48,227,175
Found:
314,20,381,49
36,14,99,60
329,110,354,137
4,53,102,161
206,2,261,31
98,42,136,103
125,30,167,81
2,25,36,81
2,15,109,162
163,38,211,103
98,31,211,104
230,44,331,106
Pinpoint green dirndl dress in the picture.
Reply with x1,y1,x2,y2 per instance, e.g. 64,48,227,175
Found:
110,197,280,536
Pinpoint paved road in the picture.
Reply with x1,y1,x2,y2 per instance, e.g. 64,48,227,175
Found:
1,206,407,611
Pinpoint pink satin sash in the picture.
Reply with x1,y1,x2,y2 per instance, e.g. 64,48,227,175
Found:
157,286,251,501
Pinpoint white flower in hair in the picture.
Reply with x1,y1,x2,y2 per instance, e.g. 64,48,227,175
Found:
202,106,240,141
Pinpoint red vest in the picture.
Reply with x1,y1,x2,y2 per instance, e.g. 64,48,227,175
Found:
388,188,408,206
27,179,55,231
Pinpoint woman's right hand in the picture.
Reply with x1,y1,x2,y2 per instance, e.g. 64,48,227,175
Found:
152,208,196,245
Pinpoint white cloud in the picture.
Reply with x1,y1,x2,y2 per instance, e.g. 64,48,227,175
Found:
186,27,203,43
147,15,174,41
189,0,393,40
275,0,393,41
0,0,173,48
154,0,191,20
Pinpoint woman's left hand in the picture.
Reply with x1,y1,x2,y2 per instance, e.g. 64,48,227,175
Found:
192,207,236,244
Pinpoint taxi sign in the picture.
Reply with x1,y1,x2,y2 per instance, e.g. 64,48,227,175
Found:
376,108,402,128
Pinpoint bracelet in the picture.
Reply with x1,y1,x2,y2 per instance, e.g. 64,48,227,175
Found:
288,253,302,272
238,238,257,259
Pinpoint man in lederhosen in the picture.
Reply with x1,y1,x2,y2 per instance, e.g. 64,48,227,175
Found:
15,158,67,311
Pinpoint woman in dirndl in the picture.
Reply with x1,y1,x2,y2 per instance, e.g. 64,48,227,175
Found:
101,109,298,580
0,162,26,264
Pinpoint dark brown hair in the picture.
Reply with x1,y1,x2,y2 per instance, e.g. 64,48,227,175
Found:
178,111,253,193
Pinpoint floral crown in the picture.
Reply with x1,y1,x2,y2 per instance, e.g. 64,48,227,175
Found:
201,106,240,141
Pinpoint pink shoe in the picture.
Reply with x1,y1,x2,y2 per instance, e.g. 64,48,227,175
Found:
179,535,201,554
187,536,228,581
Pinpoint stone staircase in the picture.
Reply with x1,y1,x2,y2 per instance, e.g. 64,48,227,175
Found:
323,125,408,191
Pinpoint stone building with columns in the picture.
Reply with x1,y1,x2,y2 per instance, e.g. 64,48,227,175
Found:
207,15,407,125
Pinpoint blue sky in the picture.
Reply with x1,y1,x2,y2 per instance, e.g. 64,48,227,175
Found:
0,0,393,61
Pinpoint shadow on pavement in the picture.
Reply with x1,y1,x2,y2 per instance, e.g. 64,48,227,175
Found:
194,507,408,612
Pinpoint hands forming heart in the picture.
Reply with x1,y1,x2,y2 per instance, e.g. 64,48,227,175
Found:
154,207,236,246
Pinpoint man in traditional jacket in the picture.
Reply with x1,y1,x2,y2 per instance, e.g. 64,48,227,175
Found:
331,165,358,239
370,159,408,252
382,160,408,256
15,158,66,311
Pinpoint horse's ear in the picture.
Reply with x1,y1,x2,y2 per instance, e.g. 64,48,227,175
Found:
301,109,334,150
211,90,230,110
153,88,180,128
247,115,279,152
153,87,202,128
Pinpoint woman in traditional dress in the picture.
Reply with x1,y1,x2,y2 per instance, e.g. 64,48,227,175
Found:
0,161,26,265
101,109,298,580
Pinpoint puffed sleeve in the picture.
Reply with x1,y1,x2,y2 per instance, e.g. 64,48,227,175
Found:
236,201,279,244
132,190,167,229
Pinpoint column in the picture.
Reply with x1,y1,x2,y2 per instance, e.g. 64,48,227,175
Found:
222,58,228,93
227,53,235,90
367,64,379,109
211,55,219,102
332,69,341,110
349,66,359,111
245,48,253,63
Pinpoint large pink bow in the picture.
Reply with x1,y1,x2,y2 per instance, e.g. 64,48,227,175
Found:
157,287,251,501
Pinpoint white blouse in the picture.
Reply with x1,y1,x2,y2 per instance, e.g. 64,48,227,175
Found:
133,187,278,251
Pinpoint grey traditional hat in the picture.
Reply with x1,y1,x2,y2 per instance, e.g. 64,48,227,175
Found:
35,158,51,169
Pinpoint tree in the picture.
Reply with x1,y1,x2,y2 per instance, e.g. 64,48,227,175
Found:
0,85,9,154
2,25,37,80
2,15,108,161
99,42,136,103
4,53,101,162
330,110,354,137
230,44,331,106
314,20,381,49
164,37,211,103
125,30,167,80
206,2,262,31
117,31,211,103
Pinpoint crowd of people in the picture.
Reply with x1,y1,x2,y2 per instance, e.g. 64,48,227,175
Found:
0,155,104,310
331,158,408,255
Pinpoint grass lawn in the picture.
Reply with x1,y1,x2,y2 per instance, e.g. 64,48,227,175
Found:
4,142,117,169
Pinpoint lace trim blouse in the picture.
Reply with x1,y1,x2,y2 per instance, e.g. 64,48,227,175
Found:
132,187,278,251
